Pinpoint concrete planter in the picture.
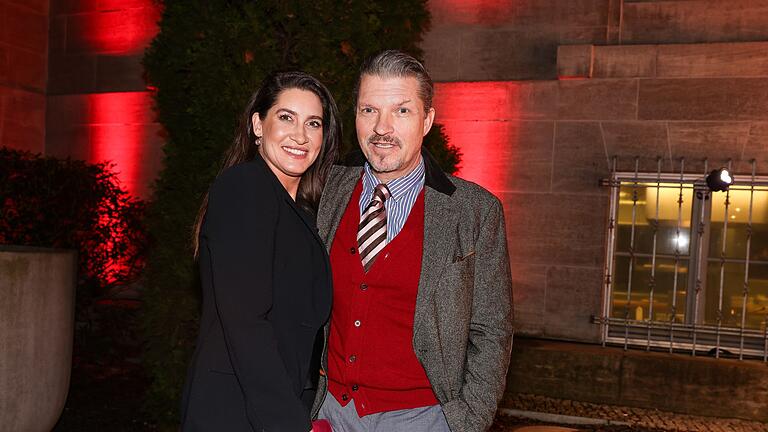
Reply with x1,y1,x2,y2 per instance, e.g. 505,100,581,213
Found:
0,246,77,432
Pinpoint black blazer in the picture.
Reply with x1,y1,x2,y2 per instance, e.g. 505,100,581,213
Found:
181,154,332,432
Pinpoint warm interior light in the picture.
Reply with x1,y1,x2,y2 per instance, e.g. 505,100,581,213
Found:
674,232,689,250
710,186,768,223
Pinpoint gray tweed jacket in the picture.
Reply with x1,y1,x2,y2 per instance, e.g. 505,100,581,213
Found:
311,149,514,432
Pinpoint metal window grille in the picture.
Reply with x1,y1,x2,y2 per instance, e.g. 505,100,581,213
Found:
597,157,768,360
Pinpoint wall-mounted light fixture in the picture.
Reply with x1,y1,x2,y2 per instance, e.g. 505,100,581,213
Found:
706,168,733,192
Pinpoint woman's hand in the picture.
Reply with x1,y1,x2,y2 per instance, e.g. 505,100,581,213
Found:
311,419,333,432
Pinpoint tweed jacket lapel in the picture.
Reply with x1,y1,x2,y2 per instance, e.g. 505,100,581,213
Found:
412,149,458,339
412,185,458,340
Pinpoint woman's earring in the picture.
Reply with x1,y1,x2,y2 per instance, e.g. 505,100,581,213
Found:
255,136,262,146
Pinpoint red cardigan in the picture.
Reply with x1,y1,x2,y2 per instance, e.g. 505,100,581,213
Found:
327,180,437,417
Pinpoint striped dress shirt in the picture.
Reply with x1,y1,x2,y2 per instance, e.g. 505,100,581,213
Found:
359,157,425,242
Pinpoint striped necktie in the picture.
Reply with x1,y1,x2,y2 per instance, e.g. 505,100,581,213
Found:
358,183,391,272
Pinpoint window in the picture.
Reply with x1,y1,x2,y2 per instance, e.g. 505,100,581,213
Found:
600,160,768,360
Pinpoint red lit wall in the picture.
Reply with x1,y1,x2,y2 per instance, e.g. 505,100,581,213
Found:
89,92,144,195
430,0,516,26
433,80,558,340
0,0,49,153
64,1,160,55
433,81,555,196
46,91,164,198
434,82,513,193
46,0,162,199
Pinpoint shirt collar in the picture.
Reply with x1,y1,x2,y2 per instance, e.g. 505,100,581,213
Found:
362,157,425,203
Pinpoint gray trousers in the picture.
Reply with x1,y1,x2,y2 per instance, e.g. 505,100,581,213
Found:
318,393,451,432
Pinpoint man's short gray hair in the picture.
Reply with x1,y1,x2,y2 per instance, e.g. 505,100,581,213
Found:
355,50,434,114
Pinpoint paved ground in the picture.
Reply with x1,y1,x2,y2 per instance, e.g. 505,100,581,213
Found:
502,393,768,432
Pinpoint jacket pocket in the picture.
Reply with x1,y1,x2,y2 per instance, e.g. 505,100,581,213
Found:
451,250,475,263
441,253,476,288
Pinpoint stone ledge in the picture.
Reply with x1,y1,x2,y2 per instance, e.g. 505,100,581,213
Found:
621,0,768,45
558,41,768,79
505,337,768,422
502,393,768,431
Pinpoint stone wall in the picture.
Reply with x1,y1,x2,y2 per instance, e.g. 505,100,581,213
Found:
504,338,768,421
425,0,768,344
621,0,768,45
0,0,49,153
45,0,162,198
423,0,615,80
422,0,768,81
433,40,768,342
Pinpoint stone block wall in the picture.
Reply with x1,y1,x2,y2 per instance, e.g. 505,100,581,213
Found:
0,0,49,153
423,0,768,81
433,40,768,343
505,338,768,421
423,0,615,80
45,0,162,198
621,0,768,45
47,0,157,95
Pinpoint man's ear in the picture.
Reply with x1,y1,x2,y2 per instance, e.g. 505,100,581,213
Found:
422,107,435,137
252,113,263,137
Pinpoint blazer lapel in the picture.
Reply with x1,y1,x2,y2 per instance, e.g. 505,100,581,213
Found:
252,153,325,250
283,197,325,248
413,186,458,341
317,166,362,252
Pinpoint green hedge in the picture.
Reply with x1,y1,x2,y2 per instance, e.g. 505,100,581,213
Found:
142,0,459,424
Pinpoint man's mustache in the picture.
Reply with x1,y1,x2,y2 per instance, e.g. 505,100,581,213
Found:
367,135,401,147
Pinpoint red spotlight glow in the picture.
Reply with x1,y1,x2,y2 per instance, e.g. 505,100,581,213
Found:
71,3,161,54
431,0,515,25
88,92,154,197
433,82,517,195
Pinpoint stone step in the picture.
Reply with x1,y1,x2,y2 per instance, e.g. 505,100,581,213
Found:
621,0,768,44
558,41,768,79
504,338,768,422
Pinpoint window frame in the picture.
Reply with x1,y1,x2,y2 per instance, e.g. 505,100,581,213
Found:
600,161,768,360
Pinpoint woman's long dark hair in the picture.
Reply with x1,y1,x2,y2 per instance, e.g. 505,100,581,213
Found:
193,71,341,257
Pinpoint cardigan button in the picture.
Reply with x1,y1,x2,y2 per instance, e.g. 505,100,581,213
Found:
348,355,357,363
360,283,368,291
350,247,356,254
352,384,359,391
342,393,349,401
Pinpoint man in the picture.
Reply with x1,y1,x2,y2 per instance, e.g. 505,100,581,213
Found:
312,50,513,432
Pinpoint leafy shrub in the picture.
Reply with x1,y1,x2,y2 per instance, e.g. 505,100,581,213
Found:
0,146,146,303
142,0,460,424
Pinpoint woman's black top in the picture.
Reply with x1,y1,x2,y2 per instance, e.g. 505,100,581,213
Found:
180,153,331,432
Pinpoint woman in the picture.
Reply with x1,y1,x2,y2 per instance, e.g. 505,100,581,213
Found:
181,71,340,431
